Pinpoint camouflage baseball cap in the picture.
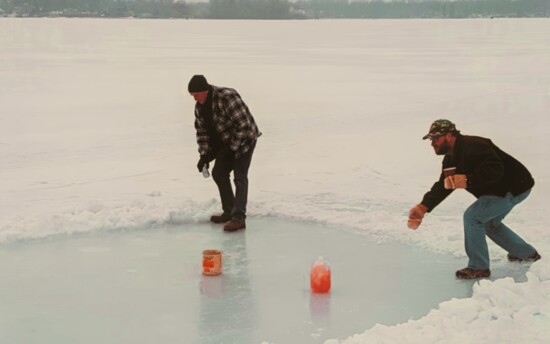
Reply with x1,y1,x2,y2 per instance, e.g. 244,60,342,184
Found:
422,119,457,140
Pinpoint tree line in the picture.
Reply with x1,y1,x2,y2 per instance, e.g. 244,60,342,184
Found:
296,0,550,19
1,0,549,19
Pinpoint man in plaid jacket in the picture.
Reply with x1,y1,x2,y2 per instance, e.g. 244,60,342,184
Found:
188,75,261,232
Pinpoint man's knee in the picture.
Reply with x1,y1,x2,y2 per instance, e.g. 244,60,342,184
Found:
464,207,483,225
486,218,504,233
212,167,229,183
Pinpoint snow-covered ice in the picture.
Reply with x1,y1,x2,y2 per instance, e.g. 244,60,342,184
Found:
1,18,549,343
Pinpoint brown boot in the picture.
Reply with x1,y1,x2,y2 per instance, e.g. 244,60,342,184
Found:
507,251,541,262
210,213,231,224
224,219,246,232
455,267,491,279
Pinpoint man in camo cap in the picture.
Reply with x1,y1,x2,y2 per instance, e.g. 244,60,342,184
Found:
421,119,457,141
408,119,540,279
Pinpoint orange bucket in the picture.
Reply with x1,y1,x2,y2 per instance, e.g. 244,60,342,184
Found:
202,250,222,276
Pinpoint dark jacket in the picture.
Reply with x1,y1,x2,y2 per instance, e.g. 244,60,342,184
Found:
421,134,534,211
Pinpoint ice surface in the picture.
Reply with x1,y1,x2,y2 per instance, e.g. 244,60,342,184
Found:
0,218,475,344
1,18,549,343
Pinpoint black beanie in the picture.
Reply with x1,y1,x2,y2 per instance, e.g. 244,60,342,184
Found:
188,75,209,92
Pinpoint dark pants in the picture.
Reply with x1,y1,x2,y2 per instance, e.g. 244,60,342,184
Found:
211,141,256,221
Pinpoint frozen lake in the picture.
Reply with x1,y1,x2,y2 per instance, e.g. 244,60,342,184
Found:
0,218,480,344
1,17,549,343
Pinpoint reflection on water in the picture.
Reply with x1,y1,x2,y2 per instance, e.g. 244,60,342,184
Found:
310,293,331,323
200,274,228,299
198,232,257,344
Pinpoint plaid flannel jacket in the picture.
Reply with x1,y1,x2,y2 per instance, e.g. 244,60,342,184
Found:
194,85,261,159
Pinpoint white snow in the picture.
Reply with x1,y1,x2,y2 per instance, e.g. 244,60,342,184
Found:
1,18,549,343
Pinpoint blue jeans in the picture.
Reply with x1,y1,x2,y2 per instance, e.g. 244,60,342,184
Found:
463,189,536,270
212,141,256,221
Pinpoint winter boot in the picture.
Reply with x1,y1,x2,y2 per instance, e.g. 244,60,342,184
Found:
210,213,231,224
224,219,246,232
455,267,491,279
507,251,541,262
